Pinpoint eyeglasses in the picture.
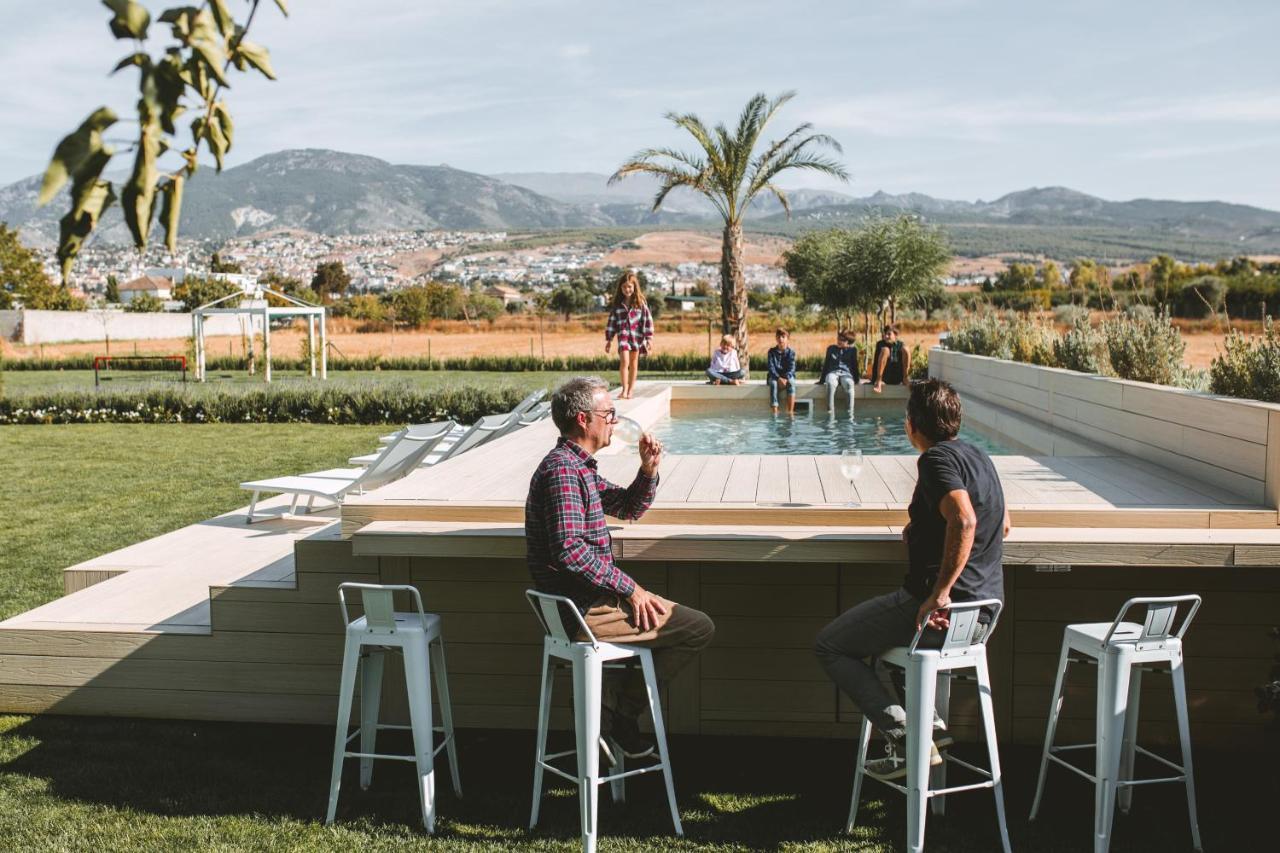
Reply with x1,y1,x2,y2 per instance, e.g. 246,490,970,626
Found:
590,408,618,424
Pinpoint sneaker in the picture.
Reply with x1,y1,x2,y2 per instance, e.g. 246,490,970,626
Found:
864,733,946,781
607,713,656,759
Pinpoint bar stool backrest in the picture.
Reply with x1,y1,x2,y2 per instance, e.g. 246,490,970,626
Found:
339,582,428,636
525,589,597,649
1103,594,1202,650
910,598,1004,657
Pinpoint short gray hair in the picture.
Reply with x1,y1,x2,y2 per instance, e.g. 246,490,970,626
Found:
551,376,609,435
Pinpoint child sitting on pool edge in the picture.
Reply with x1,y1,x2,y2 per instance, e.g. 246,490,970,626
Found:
706,335,744,385
766,328,797,415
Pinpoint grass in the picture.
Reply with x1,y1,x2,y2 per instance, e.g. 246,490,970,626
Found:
0,424,387,621
0,424,1274,850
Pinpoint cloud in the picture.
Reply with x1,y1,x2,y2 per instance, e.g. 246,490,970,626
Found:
558,44,591,60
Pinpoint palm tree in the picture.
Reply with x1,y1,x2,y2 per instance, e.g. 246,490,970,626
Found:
610,91,848,367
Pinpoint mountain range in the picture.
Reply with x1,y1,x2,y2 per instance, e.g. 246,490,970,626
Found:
4,148,1280,257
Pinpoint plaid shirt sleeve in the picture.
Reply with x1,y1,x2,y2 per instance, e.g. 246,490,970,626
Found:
540,462,636,596
784,347,797,379
641,305,654,348
598,469,658,521
604,307,619,343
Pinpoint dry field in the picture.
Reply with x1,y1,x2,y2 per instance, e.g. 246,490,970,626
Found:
4,316,1245,370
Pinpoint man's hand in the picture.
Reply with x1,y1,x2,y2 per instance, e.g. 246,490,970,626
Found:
638,432,664,477
628,583,668,632
917,590,952,631
778,377,789,387
901,522,912,546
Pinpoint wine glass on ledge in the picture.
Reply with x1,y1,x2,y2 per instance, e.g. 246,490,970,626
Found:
840,448,863,507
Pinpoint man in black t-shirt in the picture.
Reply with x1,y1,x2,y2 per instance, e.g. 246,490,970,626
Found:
815,379,1009,778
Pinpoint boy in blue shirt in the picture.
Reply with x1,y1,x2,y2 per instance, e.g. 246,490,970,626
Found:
766,328,797,415
818,330,860,415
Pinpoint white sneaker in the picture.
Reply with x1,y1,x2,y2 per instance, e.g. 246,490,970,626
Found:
864,734,951,780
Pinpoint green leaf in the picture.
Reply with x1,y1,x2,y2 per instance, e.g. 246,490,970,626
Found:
111,51,149,74
188,8,230,87
121,121,161,250
38,107,118,206
232,40,276,80
57,149,117,282
273,0,289,16
154,53,187,134
102,0,150,40
159,174,184,254
208,0,234,38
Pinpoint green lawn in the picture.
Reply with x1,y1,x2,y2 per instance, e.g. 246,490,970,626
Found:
0,425,1271,850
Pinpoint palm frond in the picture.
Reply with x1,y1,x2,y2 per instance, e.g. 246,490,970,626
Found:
758,182,791,218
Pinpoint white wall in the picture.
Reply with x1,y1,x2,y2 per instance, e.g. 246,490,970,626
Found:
930,347,1280,507
8,309,248,345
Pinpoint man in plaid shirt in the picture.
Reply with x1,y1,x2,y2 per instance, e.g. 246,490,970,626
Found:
526,376,715,758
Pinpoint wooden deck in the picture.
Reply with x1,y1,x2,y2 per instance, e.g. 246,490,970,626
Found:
341,381,1278,533
1,375,1277,748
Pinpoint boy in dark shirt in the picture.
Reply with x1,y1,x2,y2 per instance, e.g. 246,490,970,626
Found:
766,328,797,415
870,325,911,392
814,379,1010,778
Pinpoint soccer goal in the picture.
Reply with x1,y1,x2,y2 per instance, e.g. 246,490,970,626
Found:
93,355,188,388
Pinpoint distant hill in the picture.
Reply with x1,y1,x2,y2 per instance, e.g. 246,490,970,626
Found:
4,150,1280,260
0,149,612,246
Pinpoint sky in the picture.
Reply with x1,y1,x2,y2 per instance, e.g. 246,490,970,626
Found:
1,0,1278,209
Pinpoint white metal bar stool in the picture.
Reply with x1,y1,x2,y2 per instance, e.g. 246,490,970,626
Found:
1029,594,1203,853
847,598,1012,853
325,582,462,833
525,590,682,853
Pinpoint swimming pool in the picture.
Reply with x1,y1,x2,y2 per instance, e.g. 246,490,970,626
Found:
644,401,1012,455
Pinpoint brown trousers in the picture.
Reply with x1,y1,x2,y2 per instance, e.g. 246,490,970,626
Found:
578,594,716,720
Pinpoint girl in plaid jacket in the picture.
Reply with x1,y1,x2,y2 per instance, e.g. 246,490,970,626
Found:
604,270,653,399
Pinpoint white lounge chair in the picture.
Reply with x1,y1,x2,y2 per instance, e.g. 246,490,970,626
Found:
376,388,547,446
240,425,453,523
347,420,458,467
433,411,521,463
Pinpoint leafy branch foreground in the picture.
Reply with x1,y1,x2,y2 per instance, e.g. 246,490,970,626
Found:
40,0,288,281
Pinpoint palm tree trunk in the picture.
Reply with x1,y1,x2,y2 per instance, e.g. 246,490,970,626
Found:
720,222,748,369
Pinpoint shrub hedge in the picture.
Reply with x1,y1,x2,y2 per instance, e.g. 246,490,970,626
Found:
0,384,528,426
946,308,1202,391
1,352,827,374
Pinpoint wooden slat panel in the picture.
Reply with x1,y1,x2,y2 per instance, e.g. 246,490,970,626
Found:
721,455,762,504
655,454,707,503
871,457,916,502
686,455,734,502
0,655,338,694
755,455,790,503
0,684,336,724
788,456,826,505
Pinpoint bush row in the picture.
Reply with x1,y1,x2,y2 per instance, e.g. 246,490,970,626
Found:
946,308,1280,402
1208,320,1280,403
0,384,528,426
1,351,830,374
945,308,1201,389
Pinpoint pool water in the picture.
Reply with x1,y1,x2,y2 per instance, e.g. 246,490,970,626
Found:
643,402,1012,456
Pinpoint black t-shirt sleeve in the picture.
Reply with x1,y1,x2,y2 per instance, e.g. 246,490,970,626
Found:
918,447,966,506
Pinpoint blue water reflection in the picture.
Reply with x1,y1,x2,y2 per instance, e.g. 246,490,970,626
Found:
643,402,1010,456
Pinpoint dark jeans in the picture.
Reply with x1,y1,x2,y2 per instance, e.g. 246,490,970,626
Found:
814,588,985,732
